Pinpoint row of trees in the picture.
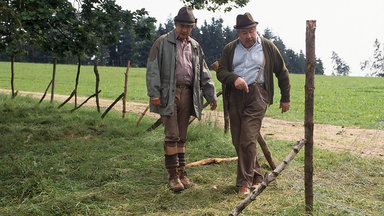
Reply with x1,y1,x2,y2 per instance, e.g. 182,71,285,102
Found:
0,12,325,75
331,39,384,77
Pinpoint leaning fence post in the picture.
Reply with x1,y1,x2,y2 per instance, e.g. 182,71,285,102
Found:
305,20,316,214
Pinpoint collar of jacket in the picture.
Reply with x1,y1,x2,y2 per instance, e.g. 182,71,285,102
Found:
167,29,198,49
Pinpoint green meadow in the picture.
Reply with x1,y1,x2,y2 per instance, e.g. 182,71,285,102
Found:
0,61,383,129
0,95,383,215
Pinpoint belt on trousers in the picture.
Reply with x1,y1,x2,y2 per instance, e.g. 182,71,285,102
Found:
176,84,192,89
249,81,266,89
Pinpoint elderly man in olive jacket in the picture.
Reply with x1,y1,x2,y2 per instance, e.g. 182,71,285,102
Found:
217,12,290,195
146,6,217,192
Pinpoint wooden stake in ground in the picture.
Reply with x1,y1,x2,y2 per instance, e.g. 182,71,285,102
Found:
58,90,75,109
70,90,101,112
136,105,149,127
146,118,162,132
123,60,130,118
229,139,305,216
257,135,277,170
39,80,53,103
94,61,100,112
11,55,18,98
305,20,316,214
101,93,124,119
51,57,57,103
74,55,81,108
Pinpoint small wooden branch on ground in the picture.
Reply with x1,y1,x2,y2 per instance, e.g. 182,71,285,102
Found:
229,139,305,216
39,79,53,103
101,92,124,119
70,90,101,112
122,60,130,118
186,157,238,167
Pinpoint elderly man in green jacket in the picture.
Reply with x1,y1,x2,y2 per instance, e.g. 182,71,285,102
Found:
146,6,217,192
216,12,291,195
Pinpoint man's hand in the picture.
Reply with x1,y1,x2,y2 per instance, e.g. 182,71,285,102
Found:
234,77,249,93
150,97,161,107
210,100,217,110
279,102,290,113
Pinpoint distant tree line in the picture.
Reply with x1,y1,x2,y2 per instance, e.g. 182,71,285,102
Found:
330,39,384,77
0,0,325,75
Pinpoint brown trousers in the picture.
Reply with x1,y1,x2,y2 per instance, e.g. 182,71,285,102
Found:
229,83,268,188
162,86,192,168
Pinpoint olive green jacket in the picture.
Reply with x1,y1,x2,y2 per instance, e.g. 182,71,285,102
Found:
146,30,217,120
217,37,290,106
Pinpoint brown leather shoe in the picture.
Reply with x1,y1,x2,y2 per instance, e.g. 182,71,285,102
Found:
167,168,184,192
178,166,193,188
238,186,250,195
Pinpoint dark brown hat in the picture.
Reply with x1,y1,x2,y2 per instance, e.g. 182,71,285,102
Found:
174,6,197,25
234,12,258,29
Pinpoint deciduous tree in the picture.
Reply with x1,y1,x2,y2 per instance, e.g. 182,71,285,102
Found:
331,51,350,76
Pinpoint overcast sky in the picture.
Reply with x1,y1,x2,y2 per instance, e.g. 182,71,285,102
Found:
116,0,384,76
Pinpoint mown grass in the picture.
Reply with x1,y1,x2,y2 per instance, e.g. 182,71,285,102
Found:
0,94,383,215
0,62,383,129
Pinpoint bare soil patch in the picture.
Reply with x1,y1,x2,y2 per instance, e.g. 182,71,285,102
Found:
2,89,383,159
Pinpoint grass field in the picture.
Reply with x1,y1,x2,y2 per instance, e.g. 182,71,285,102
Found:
0,95,383,215
0,61,383,129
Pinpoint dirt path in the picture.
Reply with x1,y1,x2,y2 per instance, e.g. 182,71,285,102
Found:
2,89,383,159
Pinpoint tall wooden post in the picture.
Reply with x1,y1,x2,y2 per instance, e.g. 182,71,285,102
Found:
51,57,57,102
122,60,130,118
305,20,316,214
94,61,100,112
74,56,81,108
11,55,15,98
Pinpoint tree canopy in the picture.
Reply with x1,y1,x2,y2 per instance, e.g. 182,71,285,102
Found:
1,0,326,75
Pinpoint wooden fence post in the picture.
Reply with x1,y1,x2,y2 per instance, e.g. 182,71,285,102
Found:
11,55,16,98
51,57,57,102
123,60,130,118
305,20,316,214
94,61,101,112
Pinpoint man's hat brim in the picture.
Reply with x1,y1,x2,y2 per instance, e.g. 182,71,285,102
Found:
234,22,258,29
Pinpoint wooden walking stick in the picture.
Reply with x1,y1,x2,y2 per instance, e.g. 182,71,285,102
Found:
136,105,150,127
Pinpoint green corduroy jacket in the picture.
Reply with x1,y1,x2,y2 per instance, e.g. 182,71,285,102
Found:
146,30,217,120
217,37,290,108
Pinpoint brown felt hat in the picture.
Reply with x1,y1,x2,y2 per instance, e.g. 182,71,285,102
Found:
174,6,197,25
234,12,258,29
